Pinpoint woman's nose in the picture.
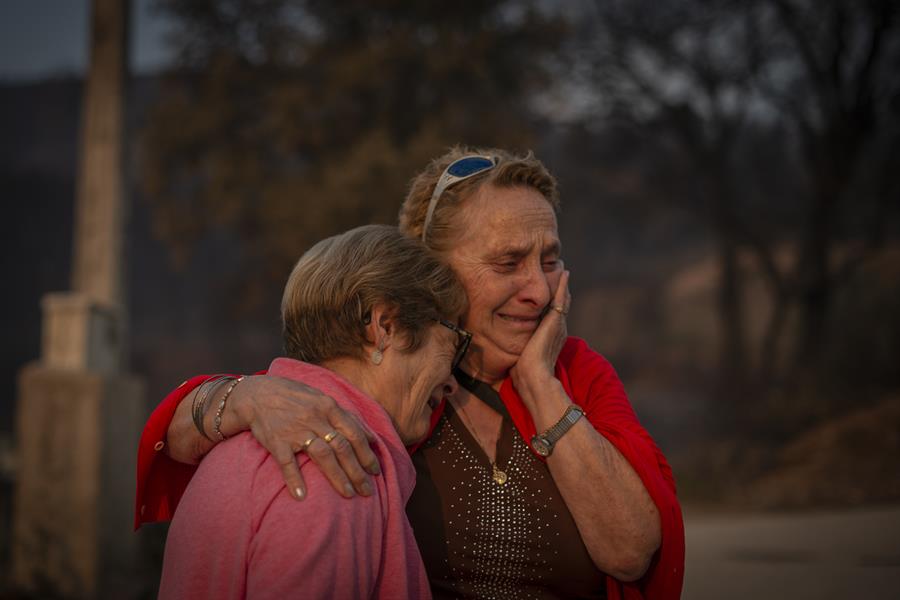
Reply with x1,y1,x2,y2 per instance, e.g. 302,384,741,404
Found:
517,263,552,307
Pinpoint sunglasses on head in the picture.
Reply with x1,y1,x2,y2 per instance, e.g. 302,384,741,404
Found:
421,155,497,242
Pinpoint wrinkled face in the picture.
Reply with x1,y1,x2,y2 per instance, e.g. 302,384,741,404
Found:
382,324,459,444
445,184,562,378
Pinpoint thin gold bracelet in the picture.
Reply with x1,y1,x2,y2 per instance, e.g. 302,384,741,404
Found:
192,375,231,442
214,376,245,441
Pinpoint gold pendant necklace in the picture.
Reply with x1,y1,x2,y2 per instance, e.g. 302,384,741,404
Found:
456,399,508,485
492,463,508,485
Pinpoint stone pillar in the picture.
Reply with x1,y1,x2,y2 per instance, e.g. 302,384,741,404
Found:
12,367,143,599
40,293,122,375
11,1,142,597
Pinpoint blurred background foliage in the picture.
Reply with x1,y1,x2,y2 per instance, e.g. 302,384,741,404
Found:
141,0,563,280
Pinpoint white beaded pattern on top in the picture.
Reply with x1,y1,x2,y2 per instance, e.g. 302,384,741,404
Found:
436,417,563,599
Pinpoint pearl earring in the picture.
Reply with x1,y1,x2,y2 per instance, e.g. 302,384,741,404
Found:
371,339,385,365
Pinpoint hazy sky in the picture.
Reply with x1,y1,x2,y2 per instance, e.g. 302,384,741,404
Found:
0,0,174,81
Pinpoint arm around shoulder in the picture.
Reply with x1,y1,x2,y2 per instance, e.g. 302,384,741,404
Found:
134,374,211,529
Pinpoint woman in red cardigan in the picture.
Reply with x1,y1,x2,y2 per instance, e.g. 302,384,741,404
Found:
138,147,685,599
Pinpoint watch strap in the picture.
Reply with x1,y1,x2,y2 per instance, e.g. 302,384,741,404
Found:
534,405,584,455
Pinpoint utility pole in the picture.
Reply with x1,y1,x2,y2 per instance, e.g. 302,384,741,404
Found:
12,0,143,597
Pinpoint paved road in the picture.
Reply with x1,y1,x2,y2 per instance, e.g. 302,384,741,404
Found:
683,505,900,599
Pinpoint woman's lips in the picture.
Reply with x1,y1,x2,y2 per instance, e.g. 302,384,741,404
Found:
498,313,541,328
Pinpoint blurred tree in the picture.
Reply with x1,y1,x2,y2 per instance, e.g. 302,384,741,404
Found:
140,0,565,316
571,0,900,417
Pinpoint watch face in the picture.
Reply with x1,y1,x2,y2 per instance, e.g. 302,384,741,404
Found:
531,435,551,457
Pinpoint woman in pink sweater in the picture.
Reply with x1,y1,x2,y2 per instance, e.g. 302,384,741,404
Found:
159,225,470,600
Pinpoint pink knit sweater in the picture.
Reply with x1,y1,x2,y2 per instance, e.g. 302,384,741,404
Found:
159,358,431,600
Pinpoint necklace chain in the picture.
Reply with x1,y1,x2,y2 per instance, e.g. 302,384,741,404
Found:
455,398,508,485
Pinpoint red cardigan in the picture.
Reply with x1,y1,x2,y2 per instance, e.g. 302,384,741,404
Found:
135,337,684,599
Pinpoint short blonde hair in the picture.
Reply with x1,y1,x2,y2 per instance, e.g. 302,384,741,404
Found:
398,146,560,252
281,224,467,364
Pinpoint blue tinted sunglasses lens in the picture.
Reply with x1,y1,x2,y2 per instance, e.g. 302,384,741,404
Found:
446,157,495,177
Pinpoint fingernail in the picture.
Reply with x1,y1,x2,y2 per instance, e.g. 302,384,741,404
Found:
366,461,381,475
360,481,373,496
344,484,355,498
294,487,305,500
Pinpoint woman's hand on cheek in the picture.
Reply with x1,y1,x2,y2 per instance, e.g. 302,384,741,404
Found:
510,270,570,397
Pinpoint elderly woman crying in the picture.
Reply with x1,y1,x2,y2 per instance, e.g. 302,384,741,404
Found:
158,225,469,599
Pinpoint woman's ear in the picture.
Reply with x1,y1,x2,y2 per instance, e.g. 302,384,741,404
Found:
364,303,396,350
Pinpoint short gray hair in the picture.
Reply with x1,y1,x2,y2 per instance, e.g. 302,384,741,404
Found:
282,224,467,363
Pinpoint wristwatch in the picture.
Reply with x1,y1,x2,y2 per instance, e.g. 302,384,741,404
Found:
531,405,584,457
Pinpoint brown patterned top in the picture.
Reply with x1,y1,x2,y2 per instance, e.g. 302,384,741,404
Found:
407,402,607,599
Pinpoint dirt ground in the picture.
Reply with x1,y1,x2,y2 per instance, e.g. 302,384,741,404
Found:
683,505,900,599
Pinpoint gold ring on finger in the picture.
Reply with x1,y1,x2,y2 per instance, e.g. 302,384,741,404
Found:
553,305,568,316
323,430,339,443
301,436,316,451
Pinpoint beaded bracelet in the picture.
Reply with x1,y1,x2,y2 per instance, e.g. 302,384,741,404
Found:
214,376,245,441
192,375,233,442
